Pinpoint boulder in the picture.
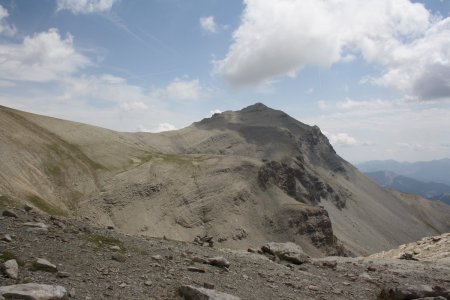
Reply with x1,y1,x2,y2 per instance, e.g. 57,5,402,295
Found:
207,256,230,268
2,259,19,279
2,209,18,218
261,242,310,265
33,258,57,272
379,284,449,299
0,283,66,300
179,285,240,300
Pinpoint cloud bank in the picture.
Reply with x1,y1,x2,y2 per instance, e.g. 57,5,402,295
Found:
56,0,117,14
216,0,450,100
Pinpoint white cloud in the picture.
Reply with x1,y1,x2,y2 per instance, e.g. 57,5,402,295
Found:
324,132,358,147
0,5,16,36
208,109,222,117
163,78,202,101
200,16,218,34
119,101,148,111
336,99,394,111
305,88,314,95
56,0,117,14
0,28,90,82
306,100,450,162
215,0,450,100
372,18,450,100
149,123,177,133
317,100,330,111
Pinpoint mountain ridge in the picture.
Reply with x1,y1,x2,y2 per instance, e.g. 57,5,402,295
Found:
1,103,449,257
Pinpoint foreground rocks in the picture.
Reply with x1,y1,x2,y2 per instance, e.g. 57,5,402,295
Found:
1,208,449,299
179,285,240,300
0,283,67,300
261,242,310,264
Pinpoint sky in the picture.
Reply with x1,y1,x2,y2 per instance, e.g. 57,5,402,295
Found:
1,0,450,163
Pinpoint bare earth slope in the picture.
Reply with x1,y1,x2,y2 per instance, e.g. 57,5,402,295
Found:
1,208,449,300
0,103,449,257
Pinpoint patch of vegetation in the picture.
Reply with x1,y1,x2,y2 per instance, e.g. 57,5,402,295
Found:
0,251,24,266
47,165,62,177
26,195,68,217
0,195,19,208
48,142,106,171
80,233,126,252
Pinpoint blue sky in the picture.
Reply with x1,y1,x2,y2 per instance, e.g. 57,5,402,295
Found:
1,0,450,163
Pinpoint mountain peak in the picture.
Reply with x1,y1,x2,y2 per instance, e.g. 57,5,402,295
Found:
240,102,270,112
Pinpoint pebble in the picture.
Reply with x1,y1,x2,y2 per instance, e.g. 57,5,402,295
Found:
187,266,206,273
2,234,12,242
112,254,126,262
144,281,153,286
207,256,230,268
34,258,58,272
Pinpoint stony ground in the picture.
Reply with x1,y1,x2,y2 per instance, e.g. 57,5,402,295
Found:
1,207,449,300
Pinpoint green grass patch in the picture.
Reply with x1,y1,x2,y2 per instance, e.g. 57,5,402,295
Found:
48,143,106,171
0,251,24,266
0,195,19,208
80,233,126,252
26,195,68,217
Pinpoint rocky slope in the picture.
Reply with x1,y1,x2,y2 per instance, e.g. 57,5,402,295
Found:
0,103,449,257
1,208,449,300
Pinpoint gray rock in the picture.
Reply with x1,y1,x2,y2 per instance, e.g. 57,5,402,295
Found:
187,266,206,273
33,258,57,272
2,209,18,218
151,254,163,261
144,280,152,286
2,259,19,279
112,253,126,262
0,283,67,300
322,260,337,269
110,245,121,251
261,242,310,265
2,234,12,242
179,285,240,300
23,203,34,212
26,227,48,234
56,271,70,278
379,284,449,299
23,222,48,229
207,256,230,268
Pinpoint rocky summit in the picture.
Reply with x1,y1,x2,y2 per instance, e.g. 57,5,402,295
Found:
0,103,450,299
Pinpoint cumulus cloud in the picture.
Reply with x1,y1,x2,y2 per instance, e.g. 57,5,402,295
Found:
215,0,450,100
336,99,394,111
324,132,359,147
163,78,202,101
0,5,16,36
200,16,218,34
149,123,177,133
0,28,90,82
56,0,117,14
119,101,148,111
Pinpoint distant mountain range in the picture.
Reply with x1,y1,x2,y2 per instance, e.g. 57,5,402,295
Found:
357,159,450,186
363,171,450,205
